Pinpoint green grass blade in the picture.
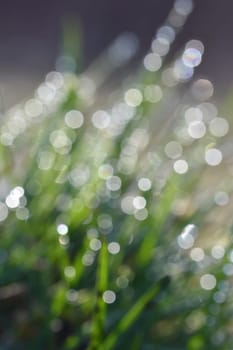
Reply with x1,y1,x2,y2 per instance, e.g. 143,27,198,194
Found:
88,239,109,350
101,279,167,350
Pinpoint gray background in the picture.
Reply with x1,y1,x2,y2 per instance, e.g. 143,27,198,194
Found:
0,0,232,108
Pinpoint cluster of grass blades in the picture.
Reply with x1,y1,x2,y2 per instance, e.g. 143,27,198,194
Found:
1,1,233,349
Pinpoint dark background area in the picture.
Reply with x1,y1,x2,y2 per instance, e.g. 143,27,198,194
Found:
0,0,232,108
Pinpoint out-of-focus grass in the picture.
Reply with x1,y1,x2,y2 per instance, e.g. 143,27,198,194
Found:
0,1,233,349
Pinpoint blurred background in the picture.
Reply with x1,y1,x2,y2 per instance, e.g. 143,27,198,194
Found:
1,1,233,348
1,0,233,109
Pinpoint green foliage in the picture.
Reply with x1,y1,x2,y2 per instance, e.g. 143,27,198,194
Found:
0,3,233,349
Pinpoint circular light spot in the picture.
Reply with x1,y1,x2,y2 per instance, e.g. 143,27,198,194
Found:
200,274,216,290
92,110,110,130
97,214,112,232
182,48,202,68
25,99,43,118
199,102,218,121
168,10,186,28
106,176,122,191
209,117,229,137
144,85,163,103
90,238,102,251
205,148,222,166
190,247,205,262
57,224,68,235
157,26,175,43
165,141,183,159
173,159,188,174
133,196,146,210
65,110,84,129
46,71,64,89
16,207,29,220
87,228,99,239
151,37,170,56
66,289,78,303
191,79,214,101
223,264,233,276
82,252,95,266
50,130,71,149
38,151,55,171
177,224,197,250
211,245,225,260
143,53,162,72
213,291,226,304
103,290,116,304
69,165,90,188
137,178,152,191
130,128,149,149
98,164,114,179
64,266,76,278
116,276,129,289
174,0,193,16
5,194,20,209
177,232,194,250
184,107,203,123
37,83,56,103
174,59,194,81
59,236,69,246
188,121,206,139
134,208,148,221
124,89,143,107
12,186,24,198
5,186,24,209
121,195,135,214
108,242,120,255
185,40,204,55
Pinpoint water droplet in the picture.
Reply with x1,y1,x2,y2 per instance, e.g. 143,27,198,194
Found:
200,274,216,290
102,290,116,304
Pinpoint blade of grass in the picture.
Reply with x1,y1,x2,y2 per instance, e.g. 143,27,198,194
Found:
137,176,179,266
88,238,109,350
101,277,169,350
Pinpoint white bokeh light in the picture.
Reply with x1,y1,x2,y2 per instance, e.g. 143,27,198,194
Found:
173,159,188,174
165,141,183,159
205,148,222,166
103,290,116,304
190,247,205,262
211,245,225,260
92,110,110,130
200,274,216,290
137,178,152,191
188,121,206,139
57,224,68,235
124,89,143,107
65,110,84,129
182,48,202,68
209,117,229,137
143,53,162,72
108,242,120,255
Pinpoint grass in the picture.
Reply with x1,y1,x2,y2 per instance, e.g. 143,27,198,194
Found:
0,1,233,349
